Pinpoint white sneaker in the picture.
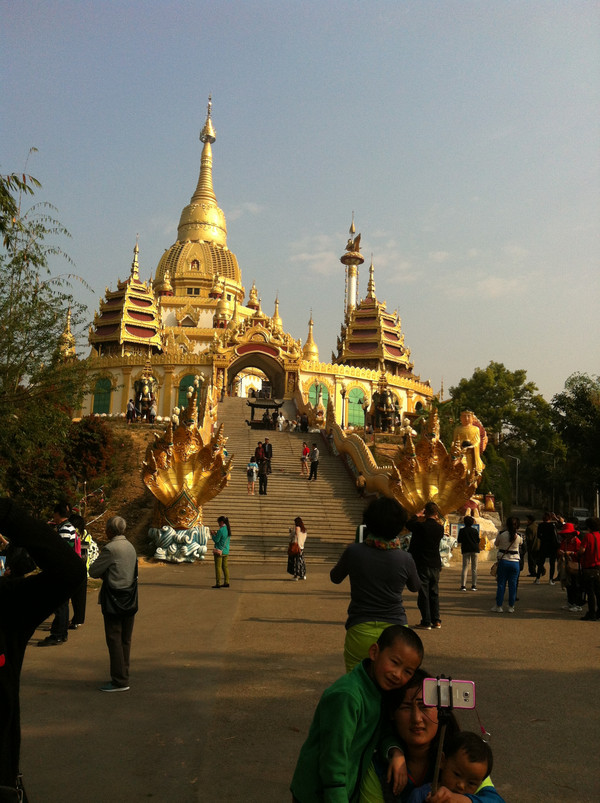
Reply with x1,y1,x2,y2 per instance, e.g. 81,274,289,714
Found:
491,605,503,613
570,605,583,612
549,580,556,585
508,606,515,613
533,579,540,584
562,604,572,610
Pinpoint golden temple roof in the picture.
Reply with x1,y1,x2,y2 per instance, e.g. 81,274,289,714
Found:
89,242,163,356
335,258,414,377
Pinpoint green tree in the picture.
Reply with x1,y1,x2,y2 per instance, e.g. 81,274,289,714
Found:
0,162,91,499
449,361,562,507
552,373,600,507
449,361,553,450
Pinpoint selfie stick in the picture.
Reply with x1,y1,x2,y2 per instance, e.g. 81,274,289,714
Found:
430,675,453,795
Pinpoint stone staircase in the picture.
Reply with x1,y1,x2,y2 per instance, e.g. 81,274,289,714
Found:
202,396,367,563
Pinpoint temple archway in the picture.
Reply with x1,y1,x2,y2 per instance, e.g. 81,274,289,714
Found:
227,352,286,399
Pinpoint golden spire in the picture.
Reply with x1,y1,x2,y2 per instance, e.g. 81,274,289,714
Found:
193,95,217,205
349,212,355,235
177,95,227,247
366,255,376,299
272,295,283,331
302,311,319,362
58,307,76,360
131,237,140,281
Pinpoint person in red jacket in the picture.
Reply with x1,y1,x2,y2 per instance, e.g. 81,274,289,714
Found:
578,517,600,621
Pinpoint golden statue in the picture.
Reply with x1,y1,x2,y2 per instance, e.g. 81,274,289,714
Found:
327,405,482,517
451,410,488,478
142,386,232,531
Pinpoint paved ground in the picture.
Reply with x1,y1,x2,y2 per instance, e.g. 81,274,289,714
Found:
20,556,599,802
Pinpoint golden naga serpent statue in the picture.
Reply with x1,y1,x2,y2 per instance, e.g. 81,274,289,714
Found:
326,404,483,517
142,386,232,530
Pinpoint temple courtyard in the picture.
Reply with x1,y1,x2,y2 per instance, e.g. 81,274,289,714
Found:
21,558,598,802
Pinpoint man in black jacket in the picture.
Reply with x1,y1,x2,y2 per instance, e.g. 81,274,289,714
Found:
457,514,481,591
407,501,445,630
0,497,86,797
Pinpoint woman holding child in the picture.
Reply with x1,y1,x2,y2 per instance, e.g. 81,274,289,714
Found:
359,669,504,802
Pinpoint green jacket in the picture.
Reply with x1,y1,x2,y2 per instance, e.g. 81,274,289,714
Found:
291,660,383,802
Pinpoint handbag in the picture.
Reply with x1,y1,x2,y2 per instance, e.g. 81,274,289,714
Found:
99,561,138,617
288,540,301,556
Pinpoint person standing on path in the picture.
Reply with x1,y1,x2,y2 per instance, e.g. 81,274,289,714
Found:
535,512,559,584
457,514,480,591
308,443,319,481
258,458,268,495
579,517,600,621
211,516,231,589
68,512,89,629
330,496,421,672
246,455,258,495
287,516,307,581
38,501,79,647
0,497,85,797
263,437,273,474
89,516,138,692
491,517,522,613
300,441,310,476
407,501,444,630
524,514,538,576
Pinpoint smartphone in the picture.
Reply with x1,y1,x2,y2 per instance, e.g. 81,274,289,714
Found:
422,678,476,710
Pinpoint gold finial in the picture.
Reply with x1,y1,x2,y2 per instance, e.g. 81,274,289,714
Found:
366,255,376,299
248,280,259,310
272,295,283,330
349,212,355,235
131,237,140,280
200,94,216,144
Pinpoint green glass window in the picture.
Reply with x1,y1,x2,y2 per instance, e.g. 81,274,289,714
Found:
308,382,329,407
347,388,366,427
92,378,111,414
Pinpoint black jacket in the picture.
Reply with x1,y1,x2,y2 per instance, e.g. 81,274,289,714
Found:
0,499,86,787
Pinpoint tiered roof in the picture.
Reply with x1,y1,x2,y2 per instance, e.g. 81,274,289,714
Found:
89,243,163,356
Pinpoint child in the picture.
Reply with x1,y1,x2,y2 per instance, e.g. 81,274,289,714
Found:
407,731,497,803
246,455,258,495
291,625,424,803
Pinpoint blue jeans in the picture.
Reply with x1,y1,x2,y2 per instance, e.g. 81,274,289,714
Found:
496,560,520,606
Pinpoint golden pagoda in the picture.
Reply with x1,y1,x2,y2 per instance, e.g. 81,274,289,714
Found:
82,98,434,424
335,256,414,379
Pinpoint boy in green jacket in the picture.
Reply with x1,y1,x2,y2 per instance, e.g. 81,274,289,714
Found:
291,625,424,803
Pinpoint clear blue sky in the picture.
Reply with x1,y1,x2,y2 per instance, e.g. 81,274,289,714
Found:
3,0,599,401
